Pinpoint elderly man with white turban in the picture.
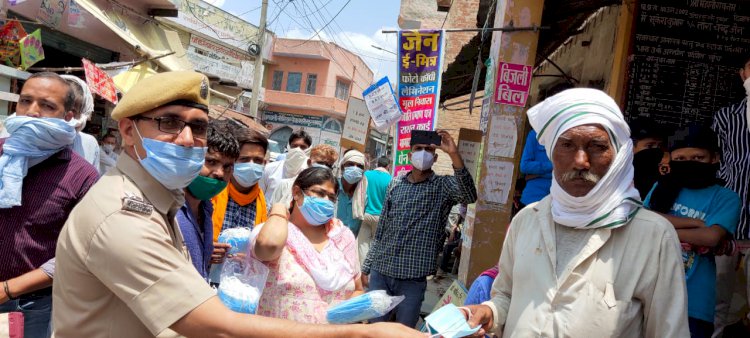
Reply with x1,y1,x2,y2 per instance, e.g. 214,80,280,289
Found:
465,89,689,337
61,75,101,173
336,149,366,236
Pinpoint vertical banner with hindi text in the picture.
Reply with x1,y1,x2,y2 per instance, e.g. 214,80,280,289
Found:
394,30,444,176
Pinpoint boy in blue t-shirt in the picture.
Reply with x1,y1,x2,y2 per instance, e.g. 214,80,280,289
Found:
644,125,741,338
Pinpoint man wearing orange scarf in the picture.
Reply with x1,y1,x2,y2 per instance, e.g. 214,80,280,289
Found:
209,126,269,284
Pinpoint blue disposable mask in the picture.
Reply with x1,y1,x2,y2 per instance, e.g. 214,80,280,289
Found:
342,166,364,184
311,163,330,169
233,162,264,188
133,124,206,190
424,304,481,338
297,195,335,226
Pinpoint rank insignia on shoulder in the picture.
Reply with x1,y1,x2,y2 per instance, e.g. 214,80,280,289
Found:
122,192,153,215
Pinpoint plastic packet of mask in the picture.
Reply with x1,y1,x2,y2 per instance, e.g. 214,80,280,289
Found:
217,227,251,255
217,256,269,314
326,290,405,324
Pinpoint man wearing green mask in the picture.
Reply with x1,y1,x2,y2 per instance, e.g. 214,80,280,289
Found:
179,120,240,280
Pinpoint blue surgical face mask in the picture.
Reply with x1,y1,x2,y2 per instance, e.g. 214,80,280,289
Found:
133,124,206,190
311,163,330,169
297,195,335,226
342,166,363,184
424,304,481,338
233,162,264,188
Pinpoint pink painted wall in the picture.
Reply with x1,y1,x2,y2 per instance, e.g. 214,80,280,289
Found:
270,38,374,101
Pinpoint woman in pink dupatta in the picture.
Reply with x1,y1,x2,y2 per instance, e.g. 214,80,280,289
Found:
251,167,364,324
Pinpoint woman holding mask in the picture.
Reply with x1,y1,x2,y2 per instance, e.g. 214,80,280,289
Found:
251,167,363,324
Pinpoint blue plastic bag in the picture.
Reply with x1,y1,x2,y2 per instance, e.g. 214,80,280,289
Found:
217,256,269,314
218,227,251,255
326,290,405,324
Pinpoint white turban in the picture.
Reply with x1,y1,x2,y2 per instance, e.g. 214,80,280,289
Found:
60,75,94,130
341,150,365,166
527,88,641,229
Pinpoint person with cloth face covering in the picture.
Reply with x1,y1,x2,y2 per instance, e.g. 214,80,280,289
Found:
61,75,101,173
363,129,477,328
208,126,270,284
711,55,750,336
463,88,688,338
178,120,240,280
99,133,118,174
0,72,99,338
630,118,669,200
260,130,312,204
251,167,364,324
643,125,740,338
336,149,366,237
52,71,420,338
267,144,339,209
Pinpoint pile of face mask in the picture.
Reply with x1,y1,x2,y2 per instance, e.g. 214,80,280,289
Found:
217,275,261,314
218,227,251,256
217,256,269,314
326,290,405,324
423,304,481,338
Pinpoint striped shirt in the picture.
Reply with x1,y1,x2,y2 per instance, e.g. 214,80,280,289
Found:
362,167,477,279
712,98,750,239
0,138,99,280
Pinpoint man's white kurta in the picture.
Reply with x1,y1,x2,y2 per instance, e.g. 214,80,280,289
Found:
483,197,689,338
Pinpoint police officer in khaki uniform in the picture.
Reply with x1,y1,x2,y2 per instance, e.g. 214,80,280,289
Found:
52,71,422,338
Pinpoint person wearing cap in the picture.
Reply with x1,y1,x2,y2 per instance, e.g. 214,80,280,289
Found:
643,125,741,338
337,149,366,237
463,89,687,337
61,75,101,173
363,129,477,328
0,72,99,338
51,71,421,338
629,119,670,199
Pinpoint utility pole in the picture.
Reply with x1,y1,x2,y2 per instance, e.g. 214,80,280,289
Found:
249,0,268,118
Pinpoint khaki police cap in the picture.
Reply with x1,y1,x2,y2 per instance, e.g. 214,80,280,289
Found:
111,71,210,121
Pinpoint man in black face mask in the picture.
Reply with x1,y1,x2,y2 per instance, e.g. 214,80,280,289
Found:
630,119,668,199
644,124,741,338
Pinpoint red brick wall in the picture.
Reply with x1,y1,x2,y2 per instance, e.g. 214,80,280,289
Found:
433,0,482,175
433,90,484,175
442,0,481,70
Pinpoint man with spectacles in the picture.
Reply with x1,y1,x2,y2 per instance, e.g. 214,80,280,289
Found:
52,71,419,338
208,125,270,284
337,149,367,237
267,144,339,208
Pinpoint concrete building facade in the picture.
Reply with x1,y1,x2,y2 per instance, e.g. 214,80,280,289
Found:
261,38,374,153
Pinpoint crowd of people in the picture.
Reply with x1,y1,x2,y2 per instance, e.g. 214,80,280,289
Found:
2,57,750,338
0,70,477,337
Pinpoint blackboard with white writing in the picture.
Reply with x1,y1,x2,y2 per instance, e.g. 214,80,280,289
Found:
625,0,750,128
